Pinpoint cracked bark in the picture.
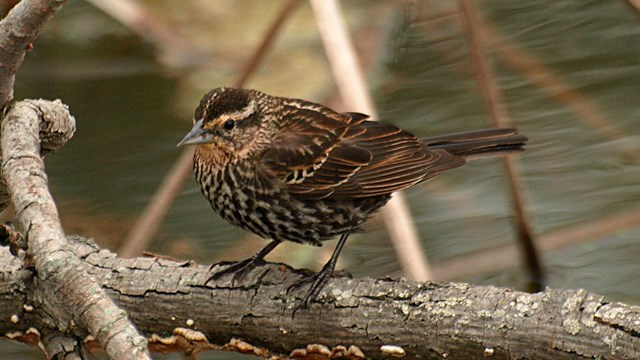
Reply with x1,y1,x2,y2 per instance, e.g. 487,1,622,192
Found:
1,236,640,359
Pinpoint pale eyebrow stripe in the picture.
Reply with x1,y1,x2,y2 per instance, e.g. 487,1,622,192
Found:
210,99,257,128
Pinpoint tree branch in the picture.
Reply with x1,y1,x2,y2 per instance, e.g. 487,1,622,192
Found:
1,236,639,359
1,99,150,359
0,0,68,108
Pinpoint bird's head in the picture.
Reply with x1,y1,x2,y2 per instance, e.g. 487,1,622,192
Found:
177,87,264,156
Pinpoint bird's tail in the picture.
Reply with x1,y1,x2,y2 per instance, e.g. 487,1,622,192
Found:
420,128,528,160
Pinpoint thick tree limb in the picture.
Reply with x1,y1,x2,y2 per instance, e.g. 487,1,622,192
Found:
1,236,639,359
1,100,150,359
0,0,71,213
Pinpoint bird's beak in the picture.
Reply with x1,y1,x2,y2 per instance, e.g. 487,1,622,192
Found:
177,119,212,147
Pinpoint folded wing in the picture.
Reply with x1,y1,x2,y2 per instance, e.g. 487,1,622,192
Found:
260,107,464,200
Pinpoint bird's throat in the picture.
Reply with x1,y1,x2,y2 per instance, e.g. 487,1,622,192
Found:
195,143,231,167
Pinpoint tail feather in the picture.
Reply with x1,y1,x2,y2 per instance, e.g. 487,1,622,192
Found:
421,128,528,160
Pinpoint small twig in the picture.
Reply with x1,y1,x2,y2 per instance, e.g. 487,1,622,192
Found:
626,0,640,17
415,2,627,143
310,0,433,281
85,0,200,68
118,147,194,258
433,208,640,280
118,0,302,258
485,23,627,142
459,0,543,291
235,0,302,87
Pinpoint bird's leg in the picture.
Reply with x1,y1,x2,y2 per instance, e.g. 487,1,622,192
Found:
206,239,280,285
291,233,350,316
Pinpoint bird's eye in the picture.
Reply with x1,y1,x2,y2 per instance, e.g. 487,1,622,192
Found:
223,119,235,130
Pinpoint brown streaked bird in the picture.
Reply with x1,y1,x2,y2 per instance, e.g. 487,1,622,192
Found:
178,87,527,311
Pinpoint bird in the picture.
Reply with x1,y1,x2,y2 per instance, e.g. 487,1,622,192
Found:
177,87,527,311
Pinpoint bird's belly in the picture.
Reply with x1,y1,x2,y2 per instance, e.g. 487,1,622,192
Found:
197,168,387,245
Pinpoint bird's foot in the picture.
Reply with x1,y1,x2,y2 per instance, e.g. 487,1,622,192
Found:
288,264,335,317
205,240,280,286
205,257,265,286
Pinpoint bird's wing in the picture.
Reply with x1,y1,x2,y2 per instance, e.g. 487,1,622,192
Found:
327,121,465,198
259,107,371,199
260,107,465,199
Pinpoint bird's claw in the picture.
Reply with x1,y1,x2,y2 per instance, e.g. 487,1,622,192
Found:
205,257,265,286
289,266,334,317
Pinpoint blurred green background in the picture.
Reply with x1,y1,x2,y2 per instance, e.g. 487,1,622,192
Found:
2,0,639,358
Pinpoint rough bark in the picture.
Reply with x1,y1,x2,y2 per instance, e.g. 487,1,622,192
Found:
1,236,639,359
0,0,71,214
1,100,150,359
0,0,68,107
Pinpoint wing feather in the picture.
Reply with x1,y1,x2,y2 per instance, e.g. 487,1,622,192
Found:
330,122,465,198
259,105,465,200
